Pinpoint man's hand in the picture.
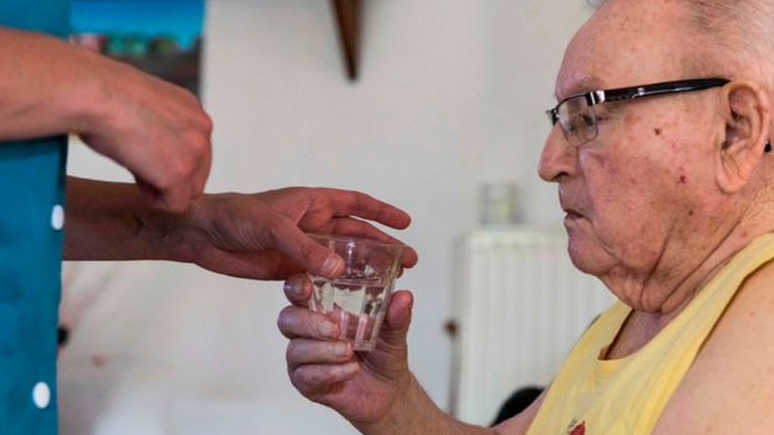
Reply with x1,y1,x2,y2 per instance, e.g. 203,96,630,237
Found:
278,274,415,427
175,187,418,280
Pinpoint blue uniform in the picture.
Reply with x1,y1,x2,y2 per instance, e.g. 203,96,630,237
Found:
0,1,70,433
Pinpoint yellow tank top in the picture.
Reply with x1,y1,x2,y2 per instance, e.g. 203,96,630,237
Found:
525,233,774,435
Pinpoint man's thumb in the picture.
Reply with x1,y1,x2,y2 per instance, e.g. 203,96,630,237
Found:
379,290,413,346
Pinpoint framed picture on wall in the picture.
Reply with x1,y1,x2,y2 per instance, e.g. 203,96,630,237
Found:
70,0,205,95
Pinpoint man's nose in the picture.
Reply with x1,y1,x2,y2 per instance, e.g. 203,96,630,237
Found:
538,126,578,182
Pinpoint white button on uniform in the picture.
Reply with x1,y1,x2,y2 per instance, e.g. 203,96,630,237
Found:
32,382,50,409
50,204,64,231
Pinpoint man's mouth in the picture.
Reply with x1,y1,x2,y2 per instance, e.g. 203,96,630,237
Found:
564,210,582,219
560,202,584,219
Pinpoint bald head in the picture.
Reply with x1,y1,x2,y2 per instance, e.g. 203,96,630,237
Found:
591,0,774,88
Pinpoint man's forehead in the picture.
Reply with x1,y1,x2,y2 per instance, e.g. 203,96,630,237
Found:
553,0,691,101
555,76,605,101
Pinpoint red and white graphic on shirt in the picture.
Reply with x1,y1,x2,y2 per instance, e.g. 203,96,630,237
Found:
568,420,586,435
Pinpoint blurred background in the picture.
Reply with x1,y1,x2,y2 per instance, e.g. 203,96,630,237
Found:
59,0,611,434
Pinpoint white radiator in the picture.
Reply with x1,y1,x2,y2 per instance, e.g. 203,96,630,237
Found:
449,228,614,426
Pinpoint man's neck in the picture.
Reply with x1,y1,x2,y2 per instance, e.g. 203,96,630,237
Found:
606,213,774,359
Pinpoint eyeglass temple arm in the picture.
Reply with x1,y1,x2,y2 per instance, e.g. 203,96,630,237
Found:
587,78,730,106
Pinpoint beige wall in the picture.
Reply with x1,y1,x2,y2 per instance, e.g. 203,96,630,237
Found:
59,1,593,434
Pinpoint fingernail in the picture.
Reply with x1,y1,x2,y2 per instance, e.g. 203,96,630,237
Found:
322,254,341,277
343,362,359,375
318,322,337,338
335,343,350,357
284,282,300,298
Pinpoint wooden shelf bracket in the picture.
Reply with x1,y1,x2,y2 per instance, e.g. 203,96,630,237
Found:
330,0,361,81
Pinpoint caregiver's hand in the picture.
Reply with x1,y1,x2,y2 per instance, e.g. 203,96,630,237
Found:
177,187,418,280
0,27,212,213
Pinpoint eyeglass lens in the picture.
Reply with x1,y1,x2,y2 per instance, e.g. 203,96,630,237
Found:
557,96,598,146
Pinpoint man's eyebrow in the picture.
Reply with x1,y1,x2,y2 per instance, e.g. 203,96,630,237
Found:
554,77,605,101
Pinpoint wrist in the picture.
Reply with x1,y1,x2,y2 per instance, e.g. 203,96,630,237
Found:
159,197,207,264
132,197,201,263
354,372,419,434
160,192,242,264
64,49,126,138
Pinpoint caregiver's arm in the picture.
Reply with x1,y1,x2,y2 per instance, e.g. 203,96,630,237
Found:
64,177,417,280
0,26,211,212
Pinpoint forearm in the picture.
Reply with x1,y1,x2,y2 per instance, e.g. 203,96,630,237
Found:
63,177,187,261
0,26,111,140
357,374,499,435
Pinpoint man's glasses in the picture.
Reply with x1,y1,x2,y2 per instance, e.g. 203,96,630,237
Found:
546,78,730,147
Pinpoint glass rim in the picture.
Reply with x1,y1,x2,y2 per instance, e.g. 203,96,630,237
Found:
306,232,406,251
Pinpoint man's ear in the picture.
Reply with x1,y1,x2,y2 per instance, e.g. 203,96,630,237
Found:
716,80,771,193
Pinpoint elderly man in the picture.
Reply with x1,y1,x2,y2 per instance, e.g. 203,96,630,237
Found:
278,0,774,433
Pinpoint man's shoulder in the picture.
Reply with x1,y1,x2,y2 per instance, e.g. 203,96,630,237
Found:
652,260,774,434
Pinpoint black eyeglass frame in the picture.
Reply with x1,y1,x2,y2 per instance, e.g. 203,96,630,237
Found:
546,78,730,127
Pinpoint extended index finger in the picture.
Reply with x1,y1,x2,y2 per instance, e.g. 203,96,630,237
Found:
323,189,412,230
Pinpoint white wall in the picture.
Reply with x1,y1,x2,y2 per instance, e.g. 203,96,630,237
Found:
59,1,593,434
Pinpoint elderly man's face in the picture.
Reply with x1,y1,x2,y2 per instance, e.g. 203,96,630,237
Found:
539,0,725,303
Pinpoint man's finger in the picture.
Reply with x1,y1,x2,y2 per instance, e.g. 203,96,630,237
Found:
289,362,360,395
283,274,313,307
277,305,341,340
286,338,353,370
376,290,413,348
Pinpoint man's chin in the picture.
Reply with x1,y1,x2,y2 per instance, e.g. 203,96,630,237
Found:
566,238,608,277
